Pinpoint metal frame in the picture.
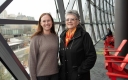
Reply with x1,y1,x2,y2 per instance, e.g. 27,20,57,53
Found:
77,0,85,29
66,0,76,11
94,0,101,39
112,0,115,28
108,0,114,31
105,0,110,29
0,0,12,13
0,19,64,24
0,33,30,80
99,0,105,37
54,0,65,32
103,0,108,31
88,0,97,43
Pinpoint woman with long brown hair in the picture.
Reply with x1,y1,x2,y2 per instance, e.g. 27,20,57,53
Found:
29,13,59,80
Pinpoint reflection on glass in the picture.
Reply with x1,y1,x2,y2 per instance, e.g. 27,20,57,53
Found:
4,0,57,20
0,62,15,80
0,0,6,6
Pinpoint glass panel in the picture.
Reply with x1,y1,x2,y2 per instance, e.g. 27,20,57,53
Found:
93,25,100,41
113,24,115,28
109,14,111,22
107,3,110,14
63,0,70,10
82,0,89,23
105,14,108,22
85,24,92,36
110,24,114,32
72,0,77,10
112,16,114,23
99,24,104,38
107,0,109,2
91,5,96,23
91,0,94,3
85,24,95,44
97,9,101,23
110,0,112,4
107,24,109,28
113,0,115,6
96,0,99,6
0,62,15,80
0,0,6,6
101,12,104,23
100,0,103,9
57,25,65,42
0,10,7,19
103,24,107,34
55,24,62,36
4,0,57,21
111,6,113,15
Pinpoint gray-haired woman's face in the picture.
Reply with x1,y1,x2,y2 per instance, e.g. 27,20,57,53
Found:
65,14,79,29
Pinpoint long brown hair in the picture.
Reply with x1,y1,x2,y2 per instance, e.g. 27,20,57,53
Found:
31,13,56,38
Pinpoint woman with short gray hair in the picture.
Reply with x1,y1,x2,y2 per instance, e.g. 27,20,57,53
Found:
65,10,80,20
59,10,97,80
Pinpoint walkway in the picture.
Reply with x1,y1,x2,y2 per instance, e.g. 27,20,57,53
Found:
91,40,109,80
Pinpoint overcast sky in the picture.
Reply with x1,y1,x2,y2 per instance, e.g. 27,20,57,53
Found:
0,0,6,6
5,0,68,20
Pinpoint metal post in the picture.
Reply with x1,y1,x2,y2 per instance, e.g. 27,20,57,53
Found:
115,0,128,57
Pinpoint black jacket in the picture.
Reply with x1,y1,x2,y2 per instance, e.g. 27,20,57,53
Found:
59,26,97,80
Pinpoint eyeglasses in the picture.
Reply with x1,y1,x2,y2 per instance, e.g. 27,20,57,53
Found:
65,18,78,22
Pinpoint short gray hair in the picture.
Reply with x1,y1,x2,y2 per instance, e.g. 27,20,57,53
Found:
65,10,80,20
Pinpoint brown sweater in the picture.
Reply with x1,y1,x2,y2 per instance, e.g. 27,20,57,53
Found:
29,33,59,80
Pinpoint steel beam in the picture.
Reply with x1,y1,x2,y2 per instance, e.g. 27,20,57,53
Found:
66,0,76,11
0,0,13,13
0,33,30,80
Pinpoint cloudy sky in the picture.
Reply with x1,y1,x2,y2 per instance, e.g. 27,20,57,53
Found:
4,0,68,20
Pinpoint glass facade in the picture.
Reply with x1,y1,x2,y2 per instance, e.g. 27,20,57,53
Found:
0,0,115,79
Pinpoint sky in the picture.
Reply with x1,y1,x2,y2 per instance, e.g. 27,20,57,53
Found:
0,0,6,6
5,0,63,20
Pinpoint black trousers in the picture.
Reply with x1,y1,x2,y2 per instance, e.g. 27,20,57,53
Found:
37,73,58,80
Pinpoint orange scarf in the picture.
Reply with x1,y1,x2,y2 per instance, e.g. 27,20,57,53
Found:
65,28,76,47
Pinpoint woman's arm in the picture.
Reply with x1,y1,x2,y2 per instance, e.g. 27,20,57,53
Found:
29,37,39,80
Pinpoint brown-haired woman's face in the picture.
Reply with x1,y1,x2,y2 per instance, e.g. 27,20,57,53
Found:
40,14,53,32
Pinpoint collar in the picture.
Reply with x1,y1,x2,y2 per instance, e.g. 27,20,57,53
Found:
60,26,83,40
